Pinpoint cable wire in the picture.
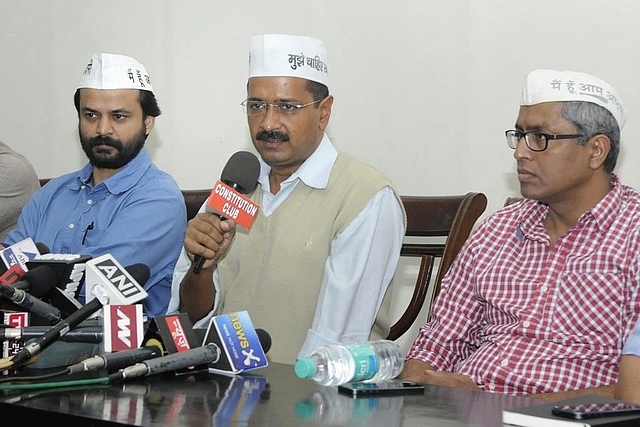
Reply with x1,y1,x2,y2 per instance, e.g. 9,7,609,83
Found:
0,376,109,390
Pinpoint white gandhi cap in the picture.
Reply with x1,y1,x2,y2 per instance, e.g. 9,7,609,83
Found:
77,53,154,93
248,34,329,87
521,69,625,129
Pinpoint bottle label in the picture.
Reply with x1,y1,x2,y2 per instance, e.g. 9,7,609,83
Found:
348,344,379,382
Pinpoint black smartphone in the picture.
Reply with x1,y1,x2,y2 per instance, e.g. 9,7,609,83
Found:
551,402,640,420
337,379,425,397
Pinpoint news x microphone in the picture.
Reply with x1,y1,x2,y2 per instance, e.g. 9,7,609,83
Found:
192,151,260,274
9,258,150,368
201,310,269,374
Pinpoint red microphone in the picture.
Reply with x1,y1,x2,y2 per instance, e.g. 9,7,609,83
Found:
192,151,260,274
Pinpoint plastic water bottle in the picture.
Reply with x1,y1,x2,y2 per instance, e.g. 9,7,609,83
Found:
294,340,404,386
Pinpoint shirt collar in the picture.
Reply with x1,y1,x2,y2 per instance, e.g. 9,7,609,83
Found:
517,173,623,236
70,148,153,194
257,133,337,190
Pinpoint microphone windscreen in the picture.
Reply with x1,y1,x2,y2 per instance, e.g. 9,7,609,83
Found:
35,242,50,255
124,263,151,287
220,151,260,194
256,328,272,354
22,265,58,297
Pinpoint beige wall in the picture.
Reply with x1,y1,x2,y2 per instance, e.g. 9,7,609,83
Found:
2,0,639,349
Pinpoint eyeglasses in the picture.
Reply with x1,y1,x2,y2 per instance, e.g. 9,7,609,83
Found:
241,99,323,117
505,129,585,152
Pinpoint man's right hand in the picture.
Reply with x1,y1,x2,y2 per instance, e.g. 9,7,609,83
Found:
184,212,237,271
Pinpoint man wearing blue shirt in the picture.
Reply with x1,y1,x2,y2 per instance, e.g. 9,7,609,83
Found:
5,53,186,317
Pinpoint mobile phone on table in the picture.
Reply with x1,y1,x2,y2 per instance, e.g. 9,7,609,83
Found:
551,402,640,420
337,379,425,397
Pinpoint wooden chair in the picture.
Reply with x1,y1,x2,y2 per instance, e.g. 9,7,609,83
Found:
386,192,488,341
181,189,211,221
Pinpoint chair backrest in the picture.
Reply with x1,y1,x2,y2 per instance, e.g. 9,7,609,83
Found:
387,192,487,341
182,189,211,221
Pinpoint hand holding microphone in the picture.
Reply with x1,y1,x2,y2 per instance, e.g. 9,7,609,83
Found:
191,151,260,274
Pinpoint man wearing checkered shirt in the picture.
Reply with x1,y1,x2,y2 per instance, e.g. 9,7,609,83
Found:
401,69,640,401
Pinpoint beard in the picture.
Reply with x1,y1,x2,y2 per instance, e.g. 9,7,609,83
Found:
80,125,147,169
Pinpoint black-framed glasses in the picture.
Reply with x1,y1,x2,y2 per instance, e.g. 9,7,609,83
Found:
241,99,323,117
505,130,585,152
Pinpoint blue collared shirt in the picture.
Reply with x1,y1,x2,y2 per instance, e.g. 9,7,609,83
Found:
7,148,186,317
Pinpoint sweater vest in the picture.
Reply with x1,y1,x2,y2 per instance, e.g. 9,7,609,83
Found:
217,152,393,364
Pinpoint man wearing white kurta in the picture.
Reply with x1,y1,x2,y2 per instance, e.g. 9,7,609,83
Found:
168,34,405,364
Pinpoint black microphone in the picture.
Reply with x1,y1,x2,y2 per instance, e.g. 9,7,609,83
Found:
7,264,58,297
0,285,62,325
34,242,51,256
256,328,272,354
108,343,221,383
0,325,103,343
10,262,151,367
67,338,164,374
192,151,260,274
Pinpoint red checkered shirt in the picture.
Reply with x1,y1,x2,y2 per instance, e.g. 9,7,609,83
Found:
407,174,640,395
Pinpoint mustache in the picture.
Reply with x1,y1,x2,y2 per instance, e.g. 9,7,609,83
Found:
85,136,123,150
256,131,290,142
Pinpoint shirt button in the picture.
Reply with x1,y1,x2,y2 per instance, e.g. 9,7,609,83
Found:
523,320,530,328
81,185,86,189
541,285,548,292
69,223,75,229
501,359,508,367
488,383,496,390
87,199,93,205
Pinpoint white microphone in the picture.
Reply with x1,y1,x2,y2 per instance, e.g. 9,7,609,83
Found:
84,254,149,306
192,151,260,274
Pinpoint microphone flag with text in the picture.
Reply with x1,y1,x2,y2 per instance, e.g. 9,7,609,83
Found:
203,310,269,374
192,151,260,274
84,254,148,306
0,239,49,285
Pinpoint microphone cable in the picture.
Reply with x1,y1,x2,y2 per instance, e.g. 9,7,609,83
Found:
0,338,164,385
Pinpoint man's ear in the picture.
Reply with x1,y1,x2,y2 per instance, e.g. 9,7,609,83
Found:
318,95,334,131
144,115,156,136
589,134,611,170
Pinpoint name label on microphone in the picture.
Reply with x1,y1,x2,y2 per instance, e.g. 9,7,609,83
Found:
204,310,268,374
85,254,148,305
103,304,144,352
2,312,29,358
1,238,39,271
207,180,260,229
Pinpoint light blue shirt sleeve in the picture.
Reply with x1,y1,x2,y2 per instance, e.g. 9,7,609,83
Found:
623,319,640,355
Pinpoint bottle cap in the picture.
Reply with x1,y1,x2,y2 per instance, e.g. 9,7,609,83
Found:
294,358,317,378
294,400,316,420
